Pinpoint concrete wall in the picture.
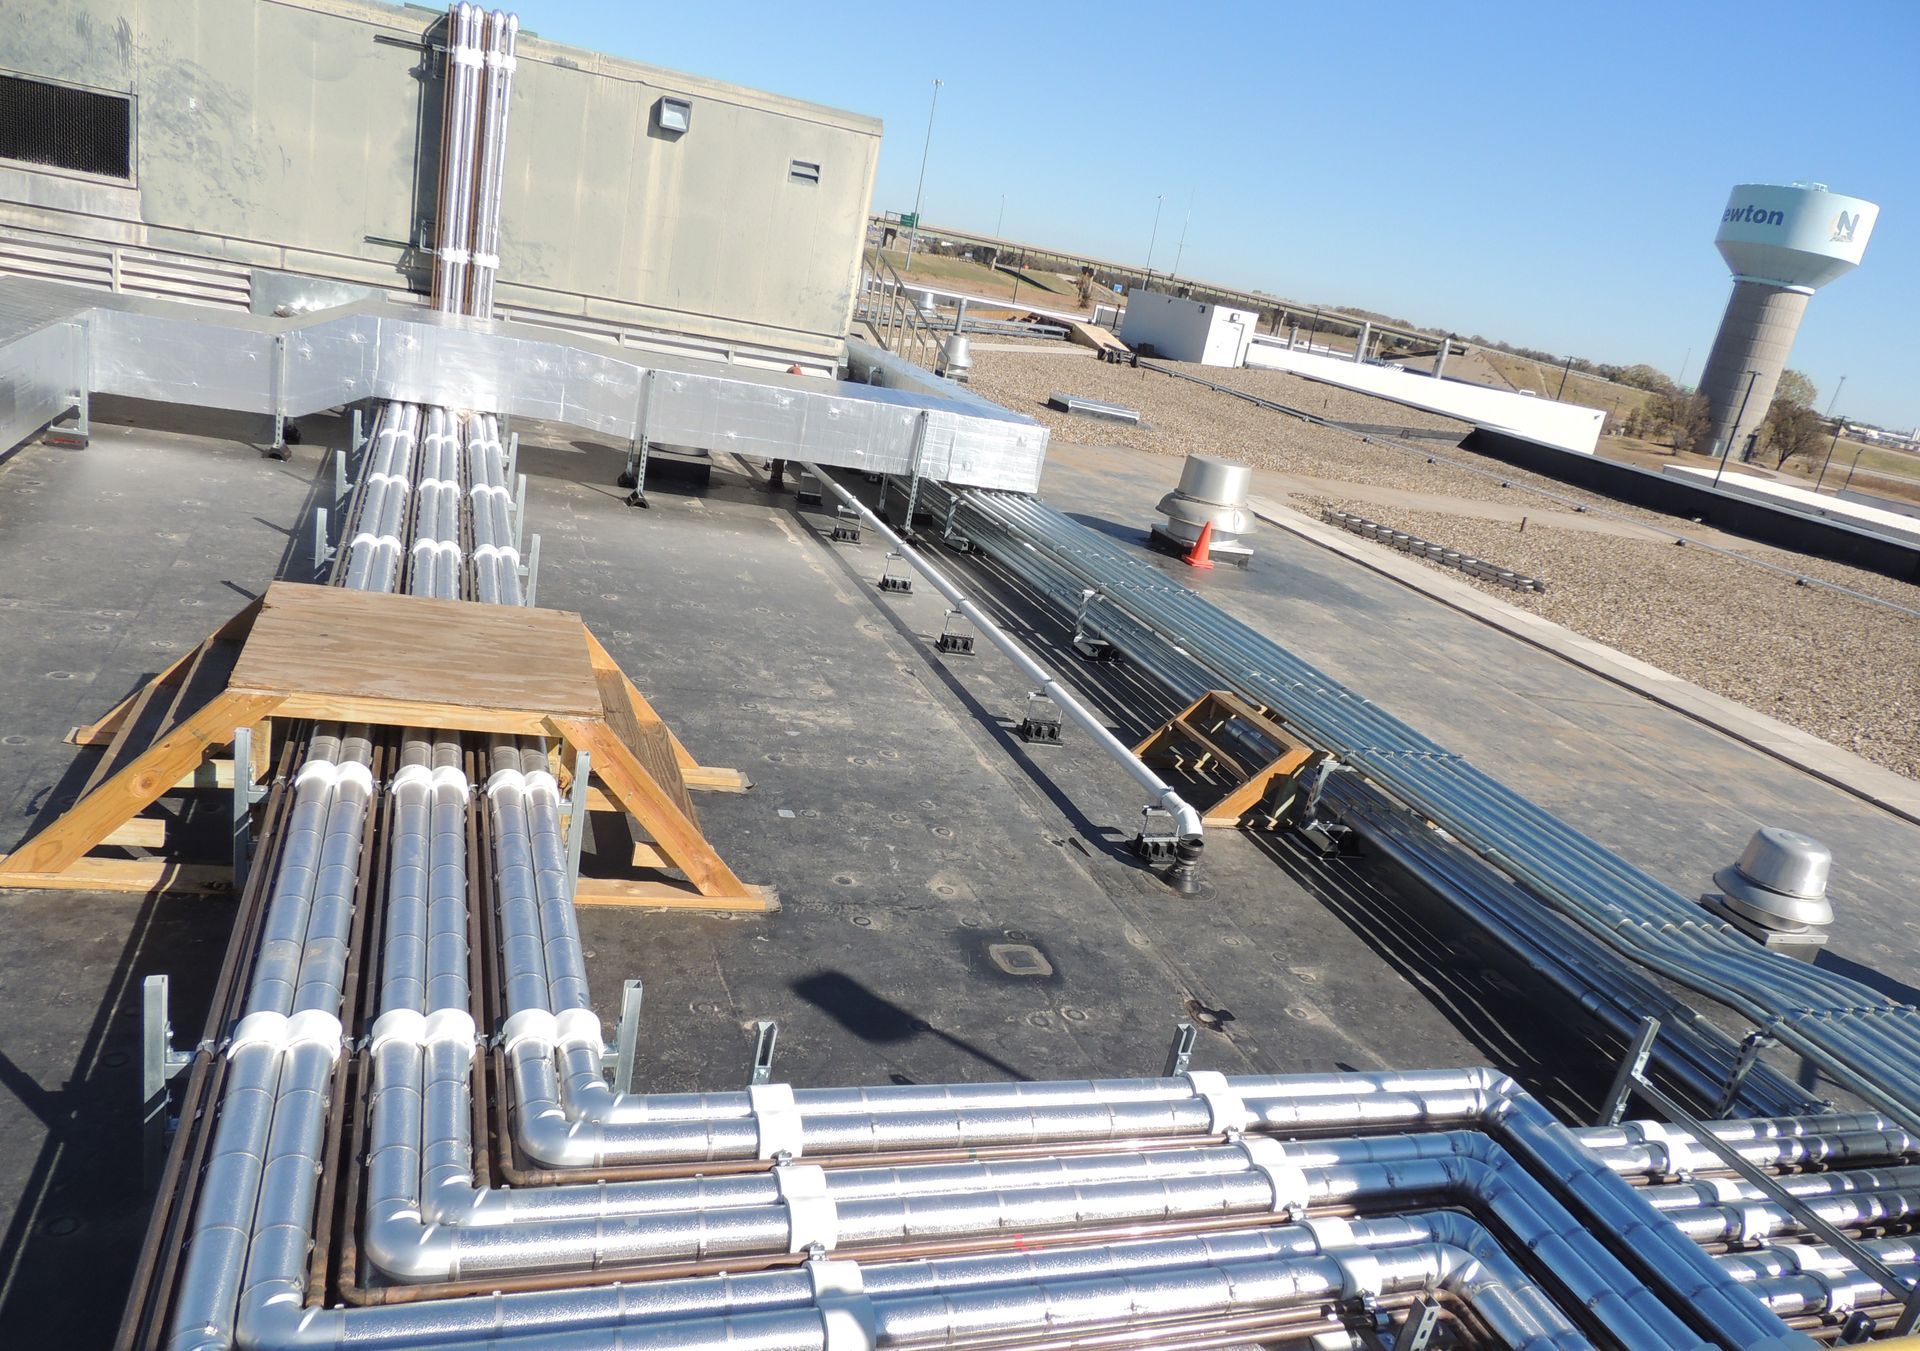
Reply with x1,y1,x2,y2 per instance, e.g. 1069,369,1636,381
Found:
0,0,881,363
1244,338,1606,455
1120,290,1257,367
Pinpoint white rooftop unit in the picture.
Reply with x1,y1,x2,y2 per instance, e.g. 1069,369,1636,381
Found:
1119,290,1259,367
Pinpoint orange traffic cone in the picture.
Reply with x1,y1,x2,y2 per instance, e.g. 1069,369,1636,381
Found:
1183,519,1216,570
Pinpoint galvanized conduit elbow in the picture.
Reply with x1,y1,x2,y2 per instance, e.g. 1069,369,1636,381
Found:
799,464,1205,875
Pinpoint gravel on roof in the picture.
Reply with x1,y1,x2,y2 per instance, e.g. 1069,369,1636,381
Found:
970,349,1920,780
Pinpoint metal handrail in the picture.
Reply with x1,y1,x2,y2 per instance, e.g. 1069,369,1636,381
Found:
861,241,941,370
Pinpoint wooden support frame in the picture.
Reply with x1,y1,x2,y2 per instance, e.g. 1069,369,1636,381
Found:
2,583,766,909
1134,690,1322,830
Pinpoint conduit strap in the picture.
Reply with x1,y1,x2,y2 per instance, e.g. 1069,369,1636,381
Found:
1241,1136,1309,1213
1301,1218,1384,1299
471,253,501,270
777,1163,838,1252
1185,1070,1253,1134
751,1082,805,1159
810,1257,877,1351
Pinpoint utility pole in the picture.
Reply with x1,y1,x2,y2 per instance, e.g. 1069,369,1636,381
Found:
1144,194,1163,286
1811,376,1848,493
994,194,1005,238
1555,355,1574,401
904,77,942,272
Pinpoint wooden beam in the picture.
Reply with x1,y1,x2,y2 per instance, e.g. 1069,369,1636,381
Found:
581,626,749,789
548,716,748,899
681,766,752,793
64,600,260,747
572,878,779,912
102,818,168,849
263,690,554,736
0,856,236,895
0,690,282,877
173,760,237,791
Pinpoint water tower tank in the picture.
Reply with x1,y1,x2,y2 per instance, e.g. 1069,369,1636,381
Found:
1694,183,1876,459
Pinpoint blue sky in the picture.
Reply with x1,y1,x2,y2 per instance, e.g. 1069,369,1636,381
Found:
513,2,1919,430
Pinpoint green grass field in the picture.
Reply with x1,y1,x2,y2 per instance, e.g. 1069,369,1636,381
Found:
875,246,1075,304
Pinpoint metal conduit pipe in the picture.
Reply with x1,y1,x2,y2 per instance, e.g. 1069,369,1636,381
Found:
233,1218,1590,1351
1322,774,1819,1116
466,9,517,319
940,486,1920,1127
1720,1238,1920,1310
409,407,464,601
168,727,372,1351
343,404,423,594
466,413,520,605
1641,1165,1920,1211
802,464,1204,888
431,4,485,312
1019,499,1920,1105
1660,1190,1920,1245
951,492,1907,1129
900,481,1816,1118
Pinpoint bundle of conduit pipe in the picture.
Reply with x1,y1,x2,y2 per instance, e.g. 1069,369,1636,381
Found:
431,3,517,318
138,447,1920,1346
129,6,1920,1347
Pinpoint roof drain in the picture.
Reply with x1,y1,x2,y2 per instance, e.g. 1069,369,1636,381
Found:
801,462,1205,894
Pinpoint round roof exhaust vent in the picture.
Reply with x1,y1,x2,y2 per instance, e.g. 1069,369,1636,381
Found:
1712,826,1834,934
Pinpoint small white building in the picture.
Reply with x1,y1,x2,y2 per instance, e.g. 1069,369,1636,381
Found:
1119,290,1259,367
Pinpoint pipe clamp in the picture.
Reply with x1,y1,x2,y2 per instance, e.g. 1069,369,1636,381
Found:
1184,1070,1252,1134
781,1164,838,1252
751,1082,804,1159
286,1009,345,1059
370,1009,427,1052
424,1008,478,1049
391,764,435,794
500,1008,557,1054
553,1007,601,1049
229,1010,289,1054
1241,1136,1308,1212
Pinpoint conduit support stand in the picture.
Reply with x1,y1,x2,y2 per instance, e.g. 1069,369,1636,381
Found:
313,507,335,578
564,748,590,892
621,370,656,506
611,978,644,1094
269,333,290,458
1163,1019,1197,1076
140,973,192,1187
750,1019,779,1086
229,725,268,890
522,533,541,607
802,463,1205,894
1597,1016,1661,1127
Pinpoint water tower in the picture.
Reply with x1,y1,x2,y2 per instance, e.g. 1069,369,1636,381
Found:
1695,183,1877,458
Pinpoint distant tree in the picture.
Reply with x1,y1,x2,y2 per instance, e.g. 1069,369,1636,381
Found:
1646,389,1711,450
1611,364,1678,395
1763,399,1826,468
1775,369,1817,409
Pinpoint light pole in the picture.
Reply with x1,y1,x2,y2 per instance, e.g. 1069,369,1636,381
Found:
1171,199,1191,279
903,78,942,272
994,194,1005,238
1811,376,1848,493
1712,369,1759,489
1144,194,1163,287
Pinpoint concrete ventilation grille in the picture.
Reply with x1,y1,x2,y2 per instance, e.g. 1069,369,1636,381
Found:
1322,508,1546,593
